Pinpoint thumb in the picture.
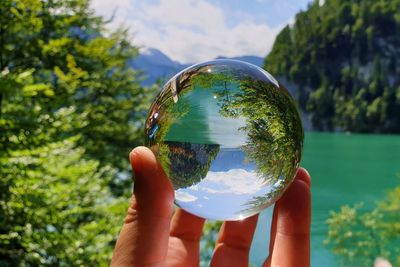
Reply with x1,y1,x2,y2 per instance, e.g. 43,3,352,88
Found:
111,146,175,267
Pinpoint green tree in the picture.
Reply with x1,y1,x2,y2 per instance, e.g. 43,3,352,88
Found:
0,62,128,267
0,0,148,265
325,179,400,266
0,138,127,266
0,0,149,172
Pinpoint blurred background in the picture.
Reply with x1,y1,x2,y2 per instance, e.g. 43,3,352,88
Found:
0,0,399,266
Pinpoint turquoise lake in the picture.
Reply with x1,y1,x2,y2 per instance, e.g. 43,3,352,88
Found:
249,132,400,266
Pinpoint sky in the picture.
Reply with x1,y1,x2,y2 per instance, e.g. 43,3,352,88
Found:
91,0,311,64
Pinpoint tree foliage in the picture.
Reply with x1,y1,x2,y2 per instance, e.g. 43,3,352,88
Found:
0,0,148,265
325,180,400,266
1,0,148,171
265,0,400,133
0,138,127,266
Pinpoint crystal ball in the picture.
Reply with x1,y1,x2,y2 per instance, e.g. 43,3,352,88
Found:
145,59,303,220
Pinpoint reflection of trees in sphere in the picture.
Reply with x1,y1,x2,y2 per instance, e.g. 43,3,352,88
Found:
145,60,303,220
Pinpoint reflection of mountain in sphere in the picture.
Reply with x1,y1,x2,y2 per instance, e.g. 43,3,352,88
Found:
145,59,303,220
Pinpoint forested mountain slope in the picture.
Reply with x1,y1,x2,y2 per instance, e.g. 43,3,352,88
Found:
265,0,399,132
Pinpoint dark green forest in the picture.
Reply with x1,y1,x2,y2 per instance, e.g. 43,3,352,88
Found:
265,0,400,132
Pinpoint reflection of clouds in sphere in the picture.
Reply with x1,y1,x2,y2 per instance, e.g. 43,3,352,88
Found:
194,169,266,195
146,59,303,220
175,190,197,202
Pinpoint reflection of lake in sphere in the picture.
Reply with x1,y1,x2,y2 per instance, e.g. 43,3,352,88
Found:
145,60,303,220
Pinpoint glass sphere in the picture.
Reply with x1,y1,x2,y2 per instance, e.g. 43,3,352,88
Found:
145,59,303,220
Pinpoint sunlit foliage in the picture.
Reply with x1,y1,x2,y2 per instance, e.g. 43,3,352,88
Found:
326,180,400,266
0,0,148,265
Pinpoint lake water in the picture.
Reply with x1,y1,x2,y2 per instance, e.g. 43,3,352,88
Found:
249,132,400,266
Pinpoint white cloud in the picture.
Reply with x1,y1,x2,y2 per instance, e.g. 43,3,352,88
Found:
91,0,282,63
175,190,197,202
194,168,268,195
90,0,131,23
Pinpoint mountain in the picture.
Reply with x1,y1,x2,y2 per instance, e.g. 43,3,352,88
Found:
265,0,400,133
130,48,264,86
128,48,189,86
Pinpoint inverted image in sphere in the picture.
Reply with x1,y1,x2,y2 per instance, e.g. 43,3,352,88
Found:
145,59,303,220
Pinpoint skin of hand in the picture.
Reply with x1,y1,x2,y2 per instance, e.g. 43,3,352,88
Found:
111,146,311,267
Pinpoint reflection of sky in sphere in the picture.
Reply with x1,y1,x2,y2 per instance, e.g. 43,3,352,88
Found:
176,149,272,220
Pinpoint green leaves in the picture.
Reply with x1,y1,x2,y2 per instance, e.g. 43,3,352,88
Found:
0,0,150,265
22,83,54,97
0,139,128,266
326,182,400,266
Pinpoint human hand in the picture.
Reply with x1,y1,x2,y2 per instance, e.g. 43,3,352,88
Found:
111,146,311,267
